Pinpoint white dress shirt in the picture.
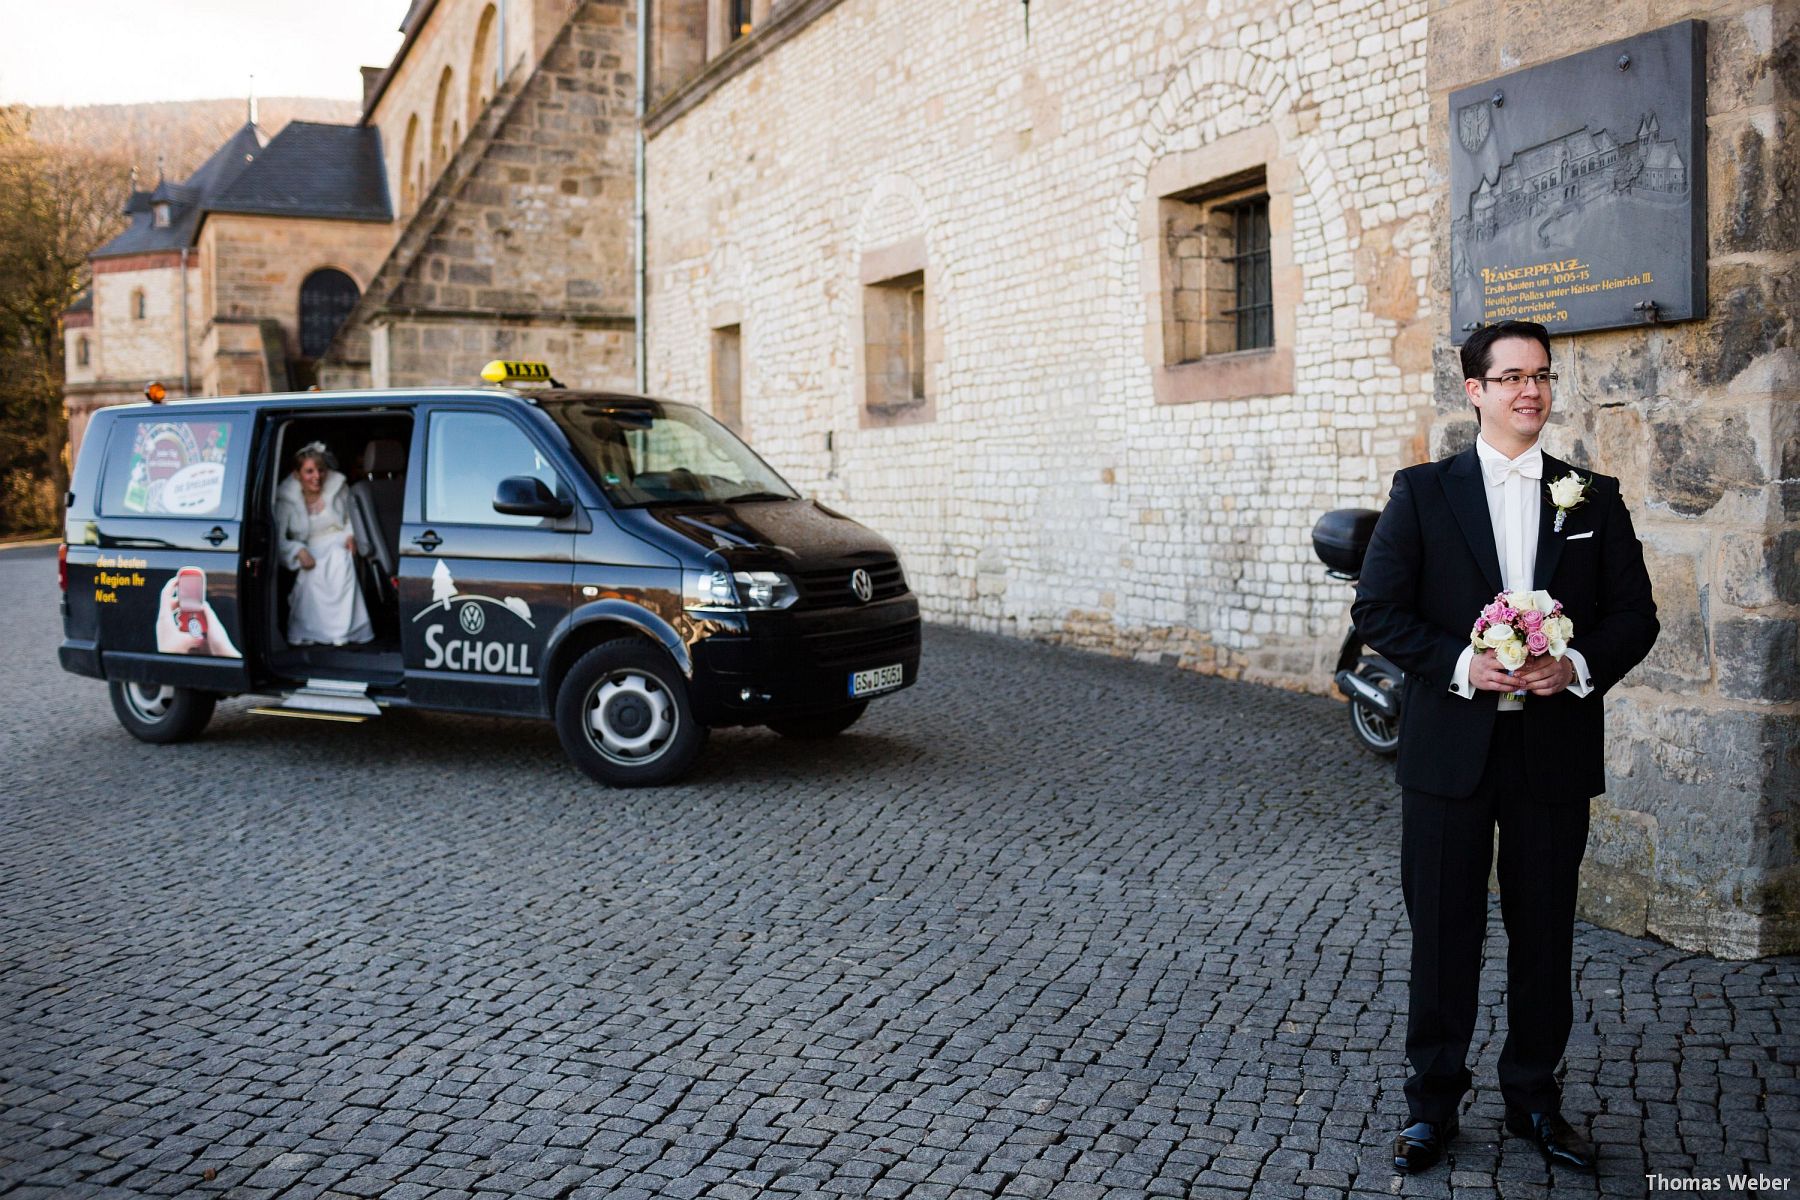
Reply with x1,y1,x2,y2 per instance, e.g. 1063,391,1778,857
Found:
1449,435,1593,708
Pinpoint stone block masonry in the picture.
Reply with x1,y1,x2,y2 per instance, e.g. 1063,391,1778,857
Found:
645,0,1434,699
327,0,639,391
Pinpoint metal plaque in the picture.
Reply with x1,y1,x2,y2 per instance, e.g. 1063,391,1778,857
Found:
1449,21,1706,343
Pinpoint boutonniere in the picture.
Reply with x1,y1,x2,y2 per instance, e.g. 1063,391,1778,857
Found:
1546,472,1590,533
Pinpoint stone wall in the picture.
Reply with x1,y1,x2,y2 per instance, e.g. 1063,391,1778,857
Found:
330,0,638,392
90,256,201,386
199,214,396,366
644,0,1433,694
1429,0,1799,957
366,0,570,222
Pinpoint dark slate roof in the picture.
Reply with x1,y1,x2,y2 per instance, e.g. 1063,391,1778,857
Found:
208,123,391,221
91,120,389,261
92,123,267,259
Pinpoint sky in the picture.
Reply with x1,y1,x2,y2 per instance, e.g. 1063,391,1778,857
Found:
0,0,407,107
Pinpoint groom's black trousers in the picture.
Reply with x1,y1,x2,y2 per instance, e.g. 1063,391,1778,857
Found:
1401,713,1590,1124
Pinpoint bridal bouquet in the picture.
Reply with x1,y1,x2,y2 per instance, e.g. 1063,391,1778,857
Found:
1471,590,1574,698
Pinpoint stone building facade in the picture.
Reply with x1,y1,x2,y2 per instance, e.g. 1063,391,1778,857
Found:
641,0,1796,956
319,0,639,391
63,120,393,459
67,0,642,449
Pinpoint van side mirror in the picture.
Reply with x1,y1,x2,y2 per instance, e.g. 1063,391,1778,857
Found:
493,476,572,518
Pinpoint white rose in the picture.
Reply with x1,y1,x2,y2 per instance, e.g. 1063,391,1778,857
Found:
1506,590,1539,613
1494,639,1529,670
1548,474,1586,508
1482,624,1518,648
1547,615,1575,642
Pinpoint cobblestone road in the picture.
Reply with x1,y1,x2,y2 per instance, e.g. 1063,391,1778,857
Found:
1,543,1794,1199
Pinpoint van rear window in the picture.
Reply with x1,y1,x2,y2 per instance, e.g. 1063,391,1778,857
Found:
100,418,239,518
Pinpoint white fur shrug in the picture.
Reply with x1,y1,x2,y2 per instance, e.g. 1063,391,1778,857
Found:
274,468,353,571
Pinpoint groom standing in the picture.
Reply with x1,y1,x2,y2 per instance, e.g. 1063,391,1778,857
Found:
1352,320,1658,1175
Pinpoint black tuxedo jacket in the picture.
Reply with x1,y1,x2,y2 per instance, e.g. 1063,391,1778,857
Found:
1351,448,1659,801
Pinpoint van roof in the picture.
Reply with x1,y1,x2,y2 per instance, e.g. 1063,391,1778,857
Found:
96,387,686,415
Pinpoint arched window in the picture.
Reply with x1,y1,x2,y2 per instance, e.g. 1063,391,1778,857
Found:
468,5,498,126
298,269,361,358
431,66,455,175
401,114,421,213
76,336,90,366
131,290,146,320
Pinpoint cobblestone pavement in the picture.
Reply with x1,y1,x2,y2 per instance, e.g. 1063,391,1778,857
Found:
1,542,1795,1200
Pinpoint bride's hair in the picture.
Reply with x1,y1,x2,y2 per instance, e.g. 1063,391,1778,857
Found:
292,440,337,473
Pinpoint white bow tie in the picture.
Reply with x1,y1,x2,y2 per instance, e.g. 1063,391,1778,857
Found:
1484,449,1542,487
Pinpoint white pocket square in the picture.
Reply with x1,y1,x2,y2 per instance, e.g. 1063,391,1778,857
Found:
1566,531,1594,540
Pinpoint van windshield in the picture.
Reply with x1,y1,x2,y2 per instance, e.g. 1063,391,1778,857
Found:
539,398,800,508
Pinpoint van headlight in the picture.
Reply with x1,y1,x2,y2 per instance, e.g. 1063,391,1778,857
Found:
683,568,798,611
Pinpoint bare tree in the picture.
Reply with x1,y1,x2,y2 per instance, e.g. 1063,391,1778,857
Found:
0,107,127,534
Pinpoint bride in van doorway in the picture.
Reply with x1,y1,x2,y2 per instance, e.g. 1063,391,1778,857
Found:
275,442,373,646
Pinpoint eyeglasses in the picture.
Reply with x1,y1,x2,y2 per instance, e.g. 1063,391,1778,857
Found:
1475,371,1558,389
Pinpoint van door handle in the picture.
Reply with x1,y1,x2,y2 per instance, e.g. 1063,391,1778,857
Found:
413,530,442,551
204,526,227,546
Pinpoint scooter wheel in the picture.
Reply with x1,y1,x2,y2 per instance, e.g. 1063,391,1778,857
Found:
1348,674,1400,758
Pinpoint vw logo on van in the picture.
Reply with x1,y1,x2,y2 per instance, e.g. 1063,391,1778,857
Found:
851,569,874,603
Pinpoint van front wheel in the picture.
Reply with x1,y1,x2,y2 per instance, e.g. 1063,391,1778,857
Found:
108,681,217,744
555,640,707,787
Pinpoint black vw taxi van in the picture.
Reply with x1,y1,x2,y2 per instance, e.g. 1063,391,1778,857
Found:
57,364,920,786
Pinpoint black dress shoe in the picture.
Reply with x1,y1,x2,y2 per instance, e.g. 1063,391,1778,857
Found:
1506,1110,1597,1172
1392,1116,1457,1173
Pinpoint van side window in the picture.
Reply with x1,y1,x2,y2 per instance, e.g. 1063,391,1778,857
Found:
100,417,240,519
426,411,562,526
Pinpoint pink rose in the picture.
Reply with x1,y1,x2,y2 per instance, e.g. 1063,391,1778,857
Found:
1520,609,1544,632
1526,630,1549,655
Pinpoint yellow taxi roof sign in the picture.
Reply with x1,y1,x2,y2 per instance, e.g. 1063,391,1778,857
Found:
481,359,555,385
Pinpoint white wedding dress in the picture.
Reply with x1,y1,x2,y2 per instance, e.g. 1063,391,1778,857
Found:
276,471,373,646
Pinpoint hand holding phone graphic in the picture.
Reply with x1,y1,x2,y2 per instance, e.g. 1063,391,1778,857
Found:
154,569,241,658
176,567,207,642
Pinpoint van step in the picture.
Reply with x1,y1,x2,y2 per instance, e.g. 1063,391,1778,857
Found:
277,678,383,717
248,706,370,724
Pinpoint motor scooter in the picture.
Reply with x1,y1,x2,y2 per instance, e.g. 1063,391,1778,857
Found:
1313,508,1402,757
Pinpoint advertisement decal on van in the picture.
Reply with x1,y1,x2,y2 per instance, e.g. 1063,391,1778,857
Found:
412,560,538,676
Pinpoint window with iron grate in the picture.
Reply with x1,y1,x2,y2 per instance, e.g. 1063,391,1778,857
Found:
1222,196,1272,352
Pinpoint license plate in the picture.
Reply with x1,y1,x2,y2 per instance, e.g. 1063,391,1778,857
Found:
849,663,904,697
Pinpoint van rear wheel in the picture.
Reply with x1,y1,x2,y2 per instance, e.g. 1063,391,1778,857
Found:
555,639,707,787
766,701,868,739
108,681,217,744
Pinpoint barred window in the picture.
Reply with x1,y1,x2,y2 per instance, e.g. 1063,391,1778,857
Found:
1223,197,1272,351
